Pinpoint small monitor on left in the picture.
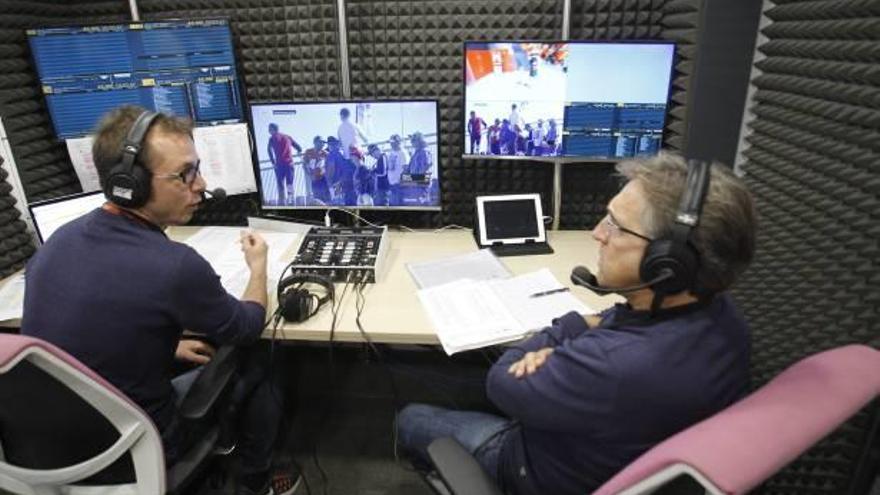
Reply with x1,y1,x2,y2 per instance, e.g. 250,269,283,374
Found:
28,191,106,244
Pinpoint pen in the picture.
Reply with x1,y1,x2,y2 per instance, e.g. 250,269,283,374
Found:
529,287,570,298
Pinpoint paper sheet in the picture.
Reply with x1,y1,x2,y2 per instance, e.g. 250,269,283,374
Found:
417,269,593,355
488,268,592,331
406,248,511,289
65,136,101,192
193,124,257,196
180,227,299,297
417,279,524,355
0,273,26,322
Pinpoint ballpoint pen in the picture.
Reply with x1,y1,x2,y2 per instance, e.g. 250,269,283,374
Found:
529,287,571,298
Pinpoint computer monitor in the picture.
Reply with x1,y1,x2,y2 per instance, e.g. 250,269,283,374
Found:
28,191,106,243
463,41,675,160
249,100,441,210
27,19,245,140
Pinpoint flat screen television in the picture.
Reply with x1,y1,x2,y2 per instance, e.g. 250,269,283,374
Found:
463,41,675,160
248,100,441,210
27,19,245,139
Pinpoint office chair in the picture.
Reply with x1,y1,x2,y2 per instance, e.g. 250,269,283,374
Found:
0,334,239,495
426,344,880,495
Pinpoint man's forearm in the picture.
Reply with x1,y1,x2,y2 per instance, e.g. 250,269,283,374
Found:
241,265,268,308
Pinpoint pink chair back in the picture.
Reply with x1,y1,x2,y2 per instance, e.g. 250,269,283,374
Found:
595,344,880,495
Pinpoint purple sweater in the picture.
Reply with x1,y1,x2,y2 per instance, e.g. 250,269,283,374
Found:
22,208,265,435
487,294,750,495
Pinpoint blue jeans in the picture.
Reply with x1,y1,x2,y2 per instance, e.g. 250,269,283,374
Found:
396,403,512,482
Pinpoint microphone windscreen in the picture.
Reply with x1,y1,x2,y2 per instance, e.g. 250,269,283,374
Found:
209,188,227,200
571,265,597,287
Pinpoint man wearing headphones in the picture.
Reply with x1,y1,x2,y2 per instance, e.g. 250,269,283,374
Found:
22,106,297,495
397,152,757,494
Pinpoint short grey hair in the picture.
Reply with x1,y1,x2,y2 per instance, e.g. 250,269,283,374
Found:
616,152,757,293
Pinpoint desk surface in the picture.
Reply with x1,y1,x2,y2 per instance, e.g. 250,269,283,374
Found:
265,229,618,345
2,228,620,341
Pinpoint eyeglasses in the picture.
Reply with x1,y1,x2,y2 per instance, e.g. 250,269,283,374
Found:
154,162,201,186
601,213,653,242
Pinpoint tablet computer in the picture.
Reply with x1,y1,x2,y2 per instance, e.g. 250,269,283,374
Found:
475,194,552,256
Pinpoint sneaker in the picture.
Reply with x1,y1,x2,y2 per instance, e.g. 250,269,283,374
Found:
236,467,302,495
269,467,302,495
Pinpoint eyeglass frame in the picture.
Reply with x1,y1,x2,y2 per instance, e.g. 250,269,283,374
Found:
153,161,201,186
600,213,654,242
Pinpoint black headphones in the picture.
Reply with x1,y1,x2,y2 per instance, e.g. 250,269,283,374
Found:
277,273,335,323
639,159,711,296
103,110,160,208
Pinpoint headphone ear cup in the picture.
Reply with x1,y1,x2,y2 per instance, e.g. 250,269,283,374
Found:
105,162,151,208
279,287,302,322
299,290,314,320
641,239,698,295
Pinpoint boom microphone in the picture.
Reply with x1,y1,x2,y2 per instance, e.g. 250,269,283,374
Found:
203,188,227,201
570,265,673,295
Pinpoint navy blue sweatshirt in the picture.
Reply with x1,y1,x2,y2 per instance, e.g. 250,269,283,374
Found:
487,295,750,495
22,208,265,437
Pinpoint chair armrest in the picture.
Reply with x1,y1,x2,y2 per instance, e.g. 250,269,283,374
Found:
427,437,503,495
177,345,238,421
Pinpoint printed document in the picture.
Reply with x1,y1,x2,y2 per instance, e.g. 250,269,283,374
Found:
65,136,101,192
180,227,299,297
193,124,257,196
406,248,510,289
0,272,25,322
418,268,593,354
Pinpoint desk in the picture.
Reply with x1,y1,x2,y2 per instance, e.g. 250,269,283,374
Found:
2,229,620,340
266,229,619,345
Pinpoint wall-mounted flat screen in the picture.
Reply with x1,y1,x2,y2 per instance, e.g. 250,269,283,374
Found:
249,100,441,210
28,19,245,139
464,41,675,160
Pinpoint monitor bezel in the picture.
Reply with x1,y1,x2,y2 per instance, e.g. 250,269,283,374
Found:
26,18,246,141
246,98,443,212
27,190,106,244
461,39,677,162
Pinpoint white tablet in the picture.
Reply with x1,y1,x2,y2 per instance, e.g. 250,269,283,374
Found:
475,193,546,247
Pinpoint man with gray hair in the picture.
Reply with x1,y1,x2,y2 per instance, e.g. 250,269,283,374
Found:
396,152,757,495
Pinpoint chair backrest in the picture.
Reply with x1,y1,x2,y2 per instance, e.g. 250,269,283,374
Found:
595,344,880,495
0,334,165,495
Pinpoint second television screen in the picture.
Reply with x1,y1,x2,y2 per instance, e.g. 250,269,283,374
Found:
464,41,675,160
250,100,440,210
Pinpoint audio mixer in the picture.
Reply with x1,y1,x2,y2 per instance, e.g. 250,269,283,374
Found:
288,225,389,283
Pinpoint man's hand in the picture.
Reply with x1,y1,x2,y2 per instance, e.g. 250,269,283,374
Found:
508,347,554,379
240,230,268,272
175,339,216,365
584,314,603,328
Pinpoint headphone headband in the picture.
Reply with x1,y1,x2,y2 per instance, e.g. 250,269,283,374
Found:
640,159,712,297
676,159,711,228
104,110,160,208
120,111,160,173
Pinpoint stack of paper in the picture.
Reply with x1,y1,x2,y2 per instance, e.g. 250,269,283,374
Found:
417,268,593,355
